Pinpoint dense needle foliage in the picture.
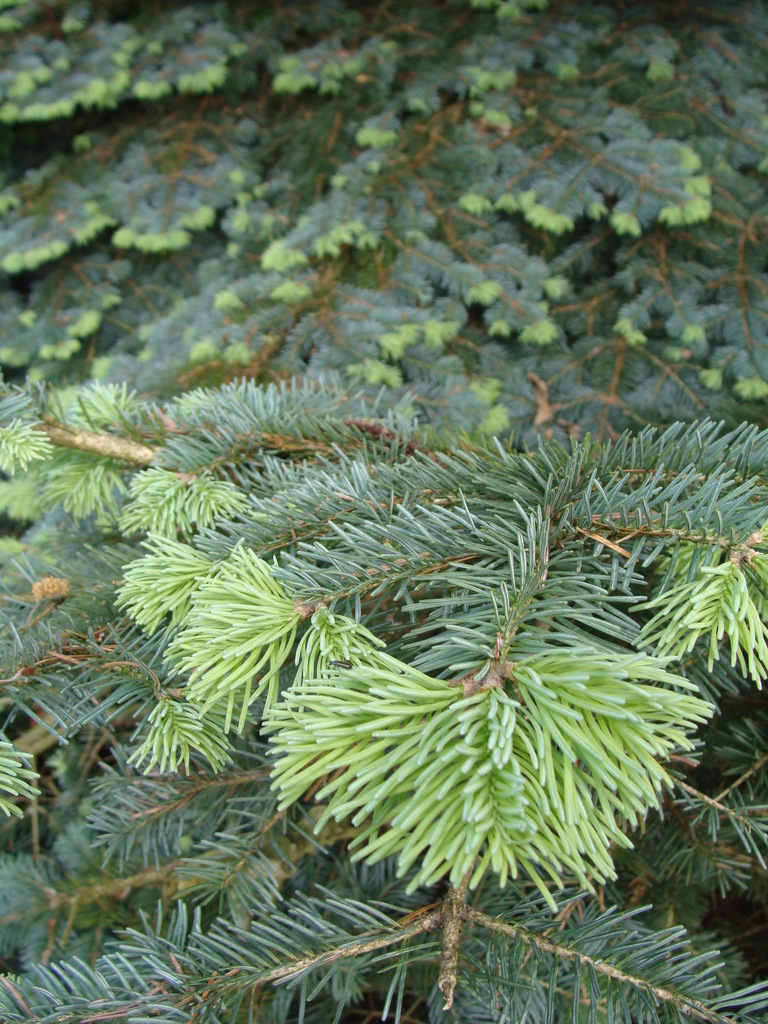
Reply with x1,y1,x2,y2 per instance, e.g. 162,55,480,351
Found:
1,0,768,1021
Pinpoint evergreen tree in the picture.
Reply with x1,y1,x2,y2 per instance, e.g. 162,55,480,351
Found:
1,1,768,1021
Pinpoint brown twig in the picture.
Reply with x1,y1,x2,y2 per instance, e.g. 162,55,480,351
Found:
527,372,555,427
574,526,632,558
38,423,156,465
676,779,768,833
229,909,442,987
451,659,508,697
438,871,473,1010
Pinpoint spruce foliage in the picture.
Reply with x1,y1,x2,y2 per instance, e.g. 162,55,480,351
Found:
1,1,768,1022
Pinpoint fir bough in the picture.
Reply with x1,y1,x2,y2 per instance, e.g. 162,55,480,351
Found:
3,371,768,1019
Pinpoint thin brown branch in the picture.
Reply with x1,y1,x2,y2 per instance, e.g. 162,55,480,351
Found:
527,372,555,428
574,526,631,558
39,423,156,465
85,912,439,1023
229,909,442,988
438,872,472,1011
569,517,739,554
676,779,767,831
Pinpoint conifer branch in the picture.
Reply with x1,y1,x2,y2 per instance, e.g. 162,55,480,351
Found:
676,781,734,817
466,910,736,1024
122,768,272,825
3,0,768,1005
715,752,768,803
38,423,156,465
231,909,442,988
569,519,736,552
341,417,436,459
42,864,180,911
676,780,768,837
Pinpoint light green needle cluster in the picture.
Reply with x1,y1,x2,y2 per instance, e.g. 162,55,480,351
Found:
117,535,214,633
119,467,249,538
513,651,711,808
638,559,768,685
41,449,127,518
128,698,232,775
0,740,40,818
0,419,53,473
294,607,387,681
166,545,301,731
269,650,711,901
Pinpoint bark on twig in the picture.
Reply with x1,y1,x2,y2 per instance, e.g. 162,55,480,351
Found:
39,424,156,464
438,872,472,1011
239,909,442,987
